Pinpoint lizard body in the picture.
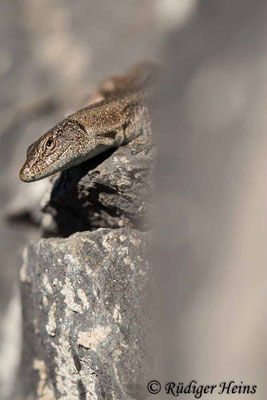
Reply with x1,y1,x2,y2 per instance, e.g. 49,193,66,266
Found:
19,63,157,182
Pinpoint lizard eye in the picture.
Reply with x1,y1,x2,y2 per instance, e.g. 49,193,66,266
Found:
46,138,53,148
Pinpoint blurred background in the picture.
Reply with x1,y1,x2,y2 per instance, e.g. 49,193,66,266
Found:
0,0,266,399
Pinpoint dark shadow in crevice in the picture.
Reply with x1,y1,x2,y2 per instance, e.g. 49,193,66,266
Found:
42,147,118,237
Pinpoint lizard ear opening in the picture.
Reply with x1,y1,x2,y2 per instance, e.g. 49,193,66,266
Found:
102,130,117,140
96,129,123,146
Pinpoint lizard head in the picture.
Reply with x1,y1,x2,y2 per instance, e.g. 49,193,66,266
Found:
19,118,88,182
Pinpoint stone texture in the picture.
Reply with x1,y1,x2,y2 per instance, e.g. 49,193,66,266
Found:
42,139,156,237
16,228,152,400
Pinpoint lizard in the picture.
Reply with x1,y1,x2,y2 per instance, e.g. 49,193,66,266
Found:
19,62,158,183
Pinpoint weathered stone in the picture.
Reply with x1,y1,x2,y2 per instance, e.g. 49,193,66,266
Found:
41,140,155,237
16,228,152,400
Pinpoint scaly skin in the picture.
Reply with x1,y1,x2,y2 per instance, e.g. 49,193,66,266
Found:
19,64,156,183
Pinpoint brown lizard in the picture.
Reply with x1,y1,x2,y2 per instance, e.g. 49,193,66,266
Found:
19,63,158,183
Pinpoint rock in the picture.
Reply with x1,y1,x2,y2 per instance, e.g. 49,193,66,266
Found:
41,139,155,237
15,228,152,400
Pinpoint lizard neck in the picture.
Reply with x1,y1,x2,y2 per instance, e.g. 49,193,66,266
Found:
70,86,153,147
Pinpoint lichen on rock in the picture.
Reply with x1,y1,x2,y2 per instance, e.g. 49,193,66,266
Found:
17,227,152,400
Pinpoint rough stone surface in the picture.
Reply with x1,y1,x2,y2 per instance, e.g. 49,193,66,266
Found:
16,228,152,400
41,140,156,237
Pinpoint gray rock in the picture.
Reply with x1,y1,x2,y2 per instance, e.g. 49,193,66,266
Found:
41,140,156,237
16,228,152,400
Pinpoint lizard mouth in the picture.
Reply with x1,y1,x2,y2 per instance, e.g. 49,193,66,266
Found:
19,144,73,182
19,159,38,182
19,162,44,183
